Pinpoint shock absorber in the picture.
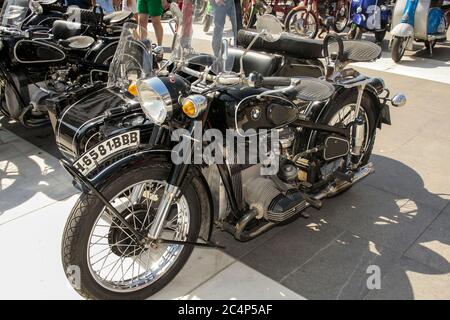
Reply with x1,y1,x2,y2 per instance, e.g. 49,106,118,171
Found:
351,117,365,157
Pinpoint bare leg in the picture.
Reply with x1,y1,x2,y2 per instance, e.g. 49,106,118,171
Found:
151,15,163,46
138,13,149,39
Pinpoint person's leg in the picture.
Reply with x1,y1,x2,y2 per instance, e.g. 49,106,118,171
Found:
151,15,164,46
227,0,238,42
137,0,149,38
138,13,149,38
212,4,227,57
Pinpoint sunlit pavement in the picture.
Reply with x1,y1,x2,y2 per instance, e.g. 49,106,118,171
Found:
0,24,450,299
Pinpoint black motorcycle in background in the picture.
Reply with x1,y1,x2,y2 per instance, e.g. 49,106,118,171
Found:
59,2,406,299
0,0,133,126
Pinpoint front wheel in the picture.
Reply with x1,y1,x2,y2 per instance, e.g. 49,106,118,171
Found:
61,163,201,299
391,36,408,62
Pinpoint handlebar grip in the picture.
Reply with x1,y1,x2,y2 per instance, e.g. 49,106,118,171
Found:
261,77,292,87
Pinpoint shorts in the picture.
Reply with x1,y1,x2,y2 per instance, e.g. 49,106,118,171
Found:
137,0,163,16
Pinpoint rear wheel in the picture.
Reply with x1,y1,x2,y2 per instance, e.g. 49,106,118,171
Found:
310,90,377,170
61,163,201,299
391,36,408,62
284,9,319,39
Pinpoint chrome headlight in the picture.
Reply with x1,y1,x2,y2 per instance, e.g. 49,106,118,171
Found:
357,7,363,13
136,77,172,125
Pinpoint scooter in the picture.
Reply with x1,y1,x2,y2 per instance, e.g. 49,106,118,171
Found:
390,0,449,62
348,0,392,43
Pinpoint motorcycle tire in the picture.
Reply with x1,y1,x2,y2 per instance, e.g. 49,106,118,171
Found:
310,89,377,168
284,9,319,39
391,36,407,62
61,162,201,300
244,3,259,29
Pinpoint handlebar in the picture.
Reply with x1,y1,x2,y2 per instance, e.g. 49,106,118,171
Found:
180,65,293,91
259,77,292,87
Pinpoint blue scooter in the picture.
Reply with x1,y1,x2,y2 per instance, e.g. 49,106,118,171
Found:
348,0,392,43
390,0,449,62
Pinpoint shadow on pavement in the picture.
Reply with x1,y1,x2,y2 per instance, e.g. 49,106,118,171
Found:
214,154,450,299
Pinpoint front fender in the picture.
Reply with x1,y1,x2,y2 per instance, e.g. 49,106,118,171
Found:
390,23,414,37
88,148,215,241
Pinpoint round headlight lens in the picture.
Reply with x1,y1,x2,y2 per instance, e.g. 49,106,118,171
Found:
136,77,172,125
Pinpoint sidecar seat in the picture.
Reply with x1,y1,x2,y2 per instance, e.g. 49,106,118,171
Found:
186,49,283,77
237,29,324,60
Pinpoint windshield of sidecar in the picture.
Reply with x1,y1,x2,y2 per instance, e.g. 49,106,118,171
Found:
0,0,28,27
170,0,238,74
108,22,154,89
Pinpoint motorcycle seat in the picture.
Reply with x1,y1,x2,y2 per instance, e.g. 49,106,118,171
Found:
328,40,382,63
104,11,132,24
186,49,282,77
228,48,283,76
52,20,86,40
237,29,324,60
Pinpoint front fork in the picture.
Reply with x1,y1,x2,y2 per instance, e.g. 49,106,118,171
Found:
146,121,198,240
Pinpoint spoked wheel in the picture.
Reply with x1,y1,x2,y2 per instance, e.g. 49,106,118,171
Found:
313,90,377,195
391,36,408,62
62,163,201,299
243,0,265,29
284,9,319,39
333,1,349,33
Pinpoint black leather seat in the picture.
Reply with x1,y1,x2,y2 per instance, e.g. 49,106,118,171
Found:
187,48,282,77
237,29,324,60
228,48,282,76
52,20,85,40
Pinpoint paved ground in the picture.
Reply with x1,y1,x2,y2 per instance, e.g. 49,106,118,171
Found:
1,24,449,299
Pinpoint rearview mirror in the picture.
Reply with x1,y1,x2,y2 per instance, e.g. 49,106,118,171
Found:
256,14,283,42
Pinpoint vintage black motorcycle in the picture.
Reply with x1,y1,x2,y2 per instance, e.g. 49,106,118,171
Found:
60,2,406,299
0,0,132,126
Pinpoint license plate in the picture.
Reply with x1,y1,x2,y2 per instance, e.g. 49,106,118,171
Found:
73,130,140,176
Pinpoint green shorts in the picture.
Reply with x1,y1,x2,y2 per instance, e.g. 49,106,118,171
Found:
137,0,163,16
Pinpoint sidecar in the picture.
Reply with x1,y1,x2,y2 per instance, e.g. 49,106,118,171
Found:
349,0,392,43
